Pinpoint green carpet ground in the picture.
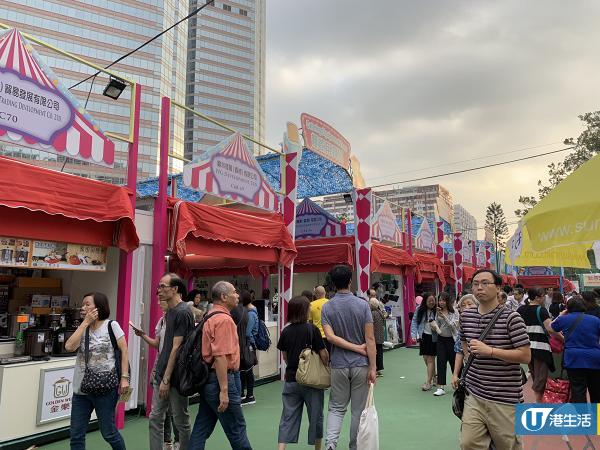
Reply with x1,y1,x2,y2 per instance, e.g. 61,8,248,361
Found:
42,348,461,449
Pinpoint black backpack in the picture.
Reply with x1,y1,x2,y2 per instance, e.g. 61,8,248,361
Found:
173,311,226,397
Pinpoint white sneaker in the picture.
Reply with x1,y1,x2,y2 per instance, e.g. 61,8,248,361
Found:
433,388,446,396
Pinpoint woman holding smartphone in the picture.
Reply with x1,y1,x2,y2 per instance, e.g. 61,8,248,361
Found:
410,292,438,391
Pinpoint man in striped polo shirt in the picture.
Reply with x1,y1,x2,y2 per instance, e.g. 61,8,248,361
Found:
460,269,531,450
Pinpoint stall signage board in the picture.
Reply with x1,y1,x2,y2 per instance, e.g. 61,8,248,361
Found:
37,366,75,425
415,218,436,253
0,29,115,167
296,214,328,238
0,237,31,266
295,197,346,239
30,240,107,271
300,113,351,170
372,201,402,244
582,273,600,287
183,132,280,212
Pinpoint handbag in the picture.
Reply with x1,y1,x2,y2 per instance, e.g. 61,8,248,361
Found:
356,383,379,450
535,306,564,353
452,306,505,419
80,325,119,395
542,312,586,404
238,308,258,370
296,324,331,389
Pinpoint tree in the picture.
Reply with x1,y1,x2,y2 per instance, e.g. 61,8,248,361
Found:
515,111,600,217
486,202,508,269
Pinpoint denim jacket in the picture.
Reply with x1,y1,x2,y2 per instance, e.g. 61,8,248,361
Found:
246,308,259,345
410,309,438,342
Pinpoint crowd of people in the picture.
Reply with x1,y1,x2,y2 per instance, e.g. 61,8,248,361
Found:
60,266,600,450
410,272,600,449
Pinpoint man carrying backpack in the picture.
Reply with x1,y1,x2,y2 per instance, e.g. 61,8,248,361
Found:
189,281,252,450
149,273,195,450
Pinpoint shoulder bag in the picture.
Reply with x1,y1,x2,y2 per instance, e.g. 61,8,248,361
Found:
542,312,585,404
536,306,564,353
452,306,505,419
296,323,331,389
80,322,120,395
239,308,258,370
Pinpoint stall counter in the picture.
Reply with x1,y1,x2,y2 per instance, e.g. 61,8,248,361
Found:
0,356,95,444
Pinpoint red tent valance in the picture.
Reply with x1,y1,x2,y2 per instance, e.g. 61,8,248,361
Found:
507,275,518,287
169,199,296,273
0,156,138,251
371,243,416,275
443,262,456,282
518,275,560,289
463,265,477,283
414,253,446,286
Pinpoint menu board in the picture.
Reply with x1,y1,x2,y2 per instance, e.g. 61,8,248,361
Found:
31,241,107,271
0,237,107,272
0,237,31,267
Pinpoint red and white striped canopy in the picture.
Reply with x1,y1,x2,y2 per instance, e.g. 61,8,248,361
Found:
372,200,402,244
0,29,115,167
295,197,346,239
183,132,280,212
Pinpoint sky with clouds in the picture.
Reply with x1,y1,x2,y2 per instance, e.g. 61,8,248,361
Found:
265,1,600,238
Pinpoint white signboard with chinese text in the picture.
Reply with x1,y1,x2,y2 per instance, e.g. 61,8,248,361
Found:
37,366,75,425
582,273,600,288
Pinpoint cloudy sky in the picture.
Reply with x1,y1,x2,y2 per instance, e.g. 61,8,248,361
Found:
265,1,600,237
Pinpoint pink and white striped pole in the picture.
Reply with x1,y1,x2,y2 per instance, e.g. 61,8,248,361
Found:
485,243,492,269
405,209,416,345
436,221,445,261
453,233,464,296
471,240,477,268
353,188,372,298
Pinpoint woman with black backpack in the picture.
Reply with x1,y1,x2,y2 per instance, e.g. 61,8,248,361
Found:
237,290,259,406
65,292,129,449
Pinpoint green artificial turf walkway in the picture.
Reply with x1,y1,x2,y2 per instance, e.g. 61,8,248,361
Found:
42,348,461,449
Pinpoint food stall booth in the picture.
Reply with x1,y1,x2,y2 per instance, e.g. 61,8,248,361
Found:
0,157,139,446
166,198,296,381
0,26,143,447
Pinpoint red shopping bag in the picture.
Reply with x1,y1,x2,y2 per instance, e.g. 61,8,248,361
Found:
542,377,570,403
549,335,564,353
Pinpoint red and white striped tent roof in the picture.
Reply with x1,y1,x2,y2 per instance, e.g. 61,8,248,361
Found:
295,197,347,239
182,132,280,212
0,29,116,167
372,200,402,244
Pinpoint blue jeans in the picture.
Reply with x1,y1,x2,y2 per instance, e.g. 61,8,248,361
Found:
189,372,252,450
70,389,125,449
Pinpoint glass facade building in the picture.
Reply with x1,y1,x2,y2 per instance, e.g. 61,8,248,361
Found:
185,0,266,159
0,0,189,182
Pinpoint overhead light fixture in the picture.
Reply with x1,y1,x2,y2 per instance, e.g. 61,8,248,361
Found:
102,77,127,100
343,193,353,204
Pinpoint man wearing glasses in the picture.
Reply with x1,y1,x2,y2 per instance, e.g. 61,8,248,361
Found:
149,273,195,450
459,269,531,450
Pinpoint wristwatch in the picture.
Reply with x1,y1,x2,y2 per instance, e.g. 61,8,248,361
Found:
162,378,170,385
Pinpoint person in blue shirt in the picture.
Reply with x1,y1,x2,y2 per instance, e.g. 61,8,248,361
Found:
551,297,600,403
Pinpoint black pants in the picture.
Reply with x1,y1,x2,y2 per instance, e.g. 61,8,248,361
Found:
436,336,456,386
375,344,384,371
240,368,255,398
567,368,600,403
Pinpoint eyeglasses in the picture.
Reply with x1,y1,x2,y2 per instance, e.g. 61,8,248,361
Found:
472,281,494,288
157,284,172,291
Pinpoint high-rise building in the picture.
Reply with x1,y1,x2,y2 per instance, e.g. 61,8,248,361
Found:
453,204,477,242
318,184,454,224
185,0,266,160
0,1,190,182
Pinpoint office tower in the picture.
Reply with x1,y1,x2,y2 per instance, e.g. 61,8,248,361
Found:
453,204,478,242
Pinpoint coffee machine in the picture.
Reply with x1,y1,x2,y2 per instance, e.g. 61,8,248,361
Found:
24,315,53,360
52,308,80,356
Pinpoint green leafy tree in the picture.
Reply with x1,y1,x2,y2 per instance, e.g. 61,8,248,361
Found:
516,111,600,217
486,202,508,269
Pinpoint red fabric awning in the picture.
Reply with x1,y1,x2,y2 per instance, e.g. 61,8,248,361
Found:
414,253,446,286
564,279,576,292
0,156,138,251
293,241,354,273
169,199,296,273
463,265,477,283
507,275,518,287
443,262,456,282
518,275,560,289
371,243,416,275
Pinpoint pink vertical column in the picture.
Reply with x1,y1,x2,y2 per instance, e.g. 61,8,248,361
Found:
453,233,464,296
115,83,141,429
471,240,477,268
485,243,492,269
352,188,372,297
404,209,415,345
436,221,445,261
146,97,171,415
